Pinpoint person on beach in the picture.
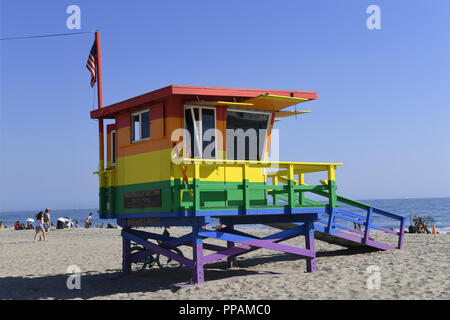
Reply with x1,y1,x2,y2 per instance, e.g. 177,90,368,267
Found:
353,222,362,231
75,220,79,228
85,212,93,228
43,208,51,235
14,221,26,230
417,218,430,234
34,211,47,242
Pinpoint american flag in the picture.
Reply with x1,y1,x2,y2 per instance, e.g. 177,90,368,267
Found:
86,40,97,87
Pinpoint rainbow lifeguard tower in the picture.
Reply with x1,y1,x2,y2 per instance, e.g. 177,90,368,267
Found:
90,84,406,284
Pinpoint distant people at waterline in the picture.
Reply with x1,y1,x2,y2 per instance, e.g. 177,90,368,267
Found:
56,217,74,229
409,217,431,234
85,212,93,228
14,221,29,230
2,211,120,232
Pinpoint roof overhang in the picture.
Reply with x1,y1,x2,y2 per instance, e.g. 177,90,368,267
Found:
90,85,317,119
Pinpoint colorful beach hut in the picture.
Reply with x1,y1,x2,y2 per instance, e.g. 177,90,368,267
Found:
90,84,406,284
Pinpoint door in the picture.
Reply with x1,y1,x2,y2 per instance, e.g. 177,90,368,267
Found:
184,106,217,159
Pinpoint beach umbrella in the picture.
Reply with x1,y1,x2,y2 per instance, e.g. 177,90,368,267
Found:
26,218,35,223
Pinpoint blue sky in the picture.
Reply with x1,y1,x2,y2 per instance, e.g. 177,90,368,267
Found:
1,0,449,211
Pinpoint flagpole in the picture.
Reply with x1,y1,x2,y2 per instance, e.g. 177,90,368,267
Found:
95,30,103,108
95,30,104,173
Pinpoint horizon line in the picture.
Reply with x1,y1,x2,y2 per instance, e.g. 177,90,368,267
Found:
1,196,450,214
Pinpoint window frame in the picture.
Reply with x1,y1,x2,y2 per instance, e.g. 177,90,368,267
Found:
110,130,116,167
184,105,217,160
130,109,150,143
226,108,272,161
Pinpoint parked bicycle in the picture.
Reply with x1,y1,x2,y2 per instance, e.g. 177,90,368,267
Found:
130,227,184,272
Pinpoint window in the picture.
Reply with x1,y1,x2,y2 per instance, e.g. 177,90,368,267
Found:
131,109,150,143
226,110,270,161
111,130,116,166
184,106,216,159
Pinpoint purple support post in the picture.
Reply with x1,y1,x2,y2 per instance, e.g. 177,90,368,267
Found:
304,221,317,272
363,208,373,244
226,225,237,268
192,226,205,284
122,231,131,274
398,217,405,249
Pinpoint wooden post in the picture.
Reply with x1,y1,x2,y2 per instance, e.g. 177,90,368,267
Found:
193,163,200,212
226,225,237,268
122,229,131,274
326,166,337,233
398,217,405,249
242,163,250,213
288,164,295,211
364,207,373,244
192,226,205,284
298,172,305,206
273,176,279,206
304,221,317,272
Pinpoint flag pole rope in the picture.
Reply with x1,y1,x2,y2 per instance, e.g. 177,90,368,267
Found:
0,31,96,41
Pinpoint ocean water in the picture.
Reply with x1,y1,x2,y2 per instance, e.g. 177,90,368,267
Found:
1,197,449,233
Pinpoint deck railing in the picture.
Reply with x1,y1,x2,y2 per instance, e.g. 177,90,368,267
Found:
172,159,342,213
173,159,406,249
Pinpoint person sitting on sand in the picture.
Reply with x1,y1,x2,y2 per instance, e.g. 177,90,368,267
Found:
14,221,26,230
0,221,4,228
34,211,47,242
85,212,93,228
75,220,79,228
417,218,430,234
26,222,34,230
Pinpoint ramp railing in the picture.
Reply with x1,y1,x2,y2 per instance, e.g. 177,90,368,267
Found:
275,175,406,250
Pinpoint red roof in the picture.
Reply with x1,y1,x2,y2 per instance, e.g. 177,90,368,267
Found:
90,85,317,119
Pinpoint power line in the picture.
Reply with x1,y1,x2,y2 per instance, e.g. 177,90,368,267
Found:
0,30,96,41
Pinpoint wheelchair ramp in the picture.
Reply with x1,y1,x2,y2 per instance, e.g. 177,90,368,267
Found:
265,196,406,251
264,222,377,250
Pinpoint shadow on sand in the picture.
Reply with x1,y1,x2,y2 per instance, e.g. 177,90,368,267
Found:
0,247,374,299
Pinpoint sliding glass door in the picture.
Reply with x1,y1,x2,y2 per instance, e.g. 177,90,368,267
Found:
184,106,216,159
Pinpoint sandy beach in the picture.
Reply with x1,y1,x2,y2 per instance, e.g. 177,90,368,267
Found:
0,227,448,300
